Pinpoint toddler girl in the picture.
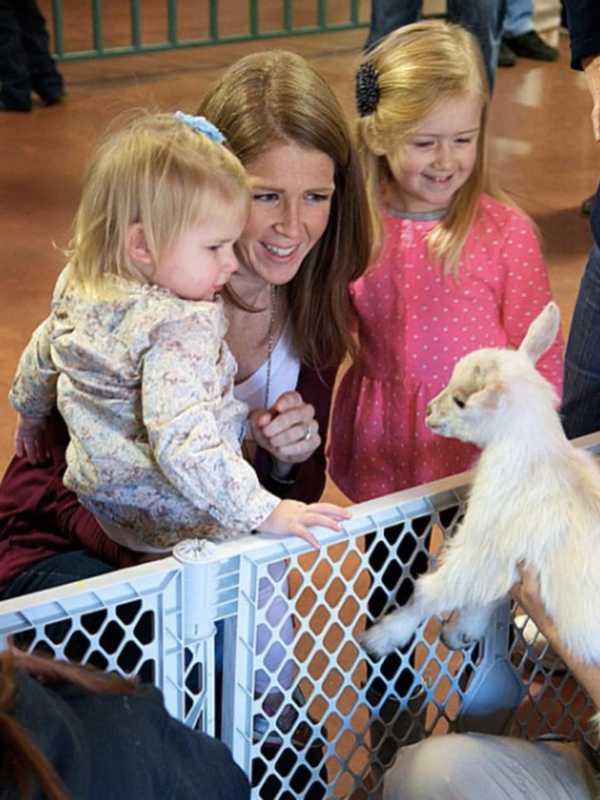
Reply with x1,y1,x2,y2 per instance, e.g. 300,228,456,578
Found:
10,111,348,552
330,21,564,502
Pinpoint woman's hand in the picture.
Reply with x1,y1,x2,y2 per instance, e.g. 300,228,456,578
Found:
14,413,50,464
511,563,561,650
512,563,600,708
249,391,321,466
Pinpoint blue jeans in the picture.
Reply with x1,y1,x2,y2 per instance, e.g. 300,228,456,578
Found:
562,244,600,439
0,549,113,599
503,0,534,38
365,0,507,91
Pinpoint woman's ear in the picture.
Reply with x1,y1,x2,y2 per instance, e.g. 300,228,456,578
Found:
127,223,153,269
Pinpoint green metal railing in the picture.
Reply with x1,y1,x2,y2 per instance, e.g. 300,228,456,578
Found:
50,0,369,61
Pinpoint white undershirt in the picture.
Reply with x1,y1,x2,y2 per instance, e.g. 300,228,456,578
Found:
234,323,301,411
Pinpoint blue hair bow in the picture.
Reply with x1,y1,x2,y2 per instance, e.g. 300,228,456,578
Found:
174,111,226,144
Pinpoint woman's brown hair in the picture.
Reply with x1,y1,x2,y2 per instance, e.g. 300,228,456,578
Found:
0,648,136,800
197,50,374,369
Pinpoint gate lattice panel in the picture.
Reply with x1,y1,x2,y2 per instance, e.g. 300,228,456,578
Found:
2,432,599,798
229,491,513,798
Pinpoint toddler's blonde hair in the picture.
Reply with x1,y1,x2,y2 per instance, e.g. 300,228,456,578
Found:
67,110,249,295
357,20,495,276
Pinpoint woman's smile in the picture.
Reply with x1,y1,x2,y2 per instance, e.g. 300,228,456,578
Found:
233,142,335,289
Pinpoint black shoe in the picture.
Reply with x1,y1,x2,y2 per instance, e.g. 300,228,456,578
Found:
39,90,64,106
503,31,559,62
0,98,31,112
31,74,65,106
498,40,517,67
582,194,596,216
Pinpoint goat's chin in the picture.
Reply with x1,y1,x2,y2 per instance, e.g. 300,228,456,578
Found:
431,424,477,445
428,422,459,439
426,421,447,436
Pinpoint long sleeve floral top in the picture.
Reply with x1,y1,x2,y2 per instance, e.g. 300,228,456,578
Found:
9,268,279,549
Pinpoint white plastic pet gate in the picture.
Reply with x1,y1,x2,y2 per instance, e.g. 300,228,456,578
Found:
1,434,599,798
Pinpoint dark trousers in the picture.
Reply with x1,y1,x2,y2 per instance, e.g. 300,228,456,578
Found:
562,243,600,439
1,550,112,599
365,0,507,91
0,0,63,108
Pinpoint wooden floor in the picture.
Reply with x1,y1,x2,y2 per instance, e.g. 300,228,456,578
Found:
1,25,598,486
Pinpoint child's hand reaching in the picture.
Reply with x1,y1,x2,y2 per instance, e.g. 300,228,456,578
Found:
15,413,50,464
257,500,351,549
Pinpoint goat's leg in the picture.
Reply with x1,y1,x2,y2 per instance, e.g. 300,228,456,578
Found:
359,597,426,658
359,565,461,658
440,601,500,650
360,528,505,658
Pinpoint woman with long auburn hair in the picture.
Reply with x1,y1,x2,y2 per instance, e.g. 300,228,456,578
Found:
0,50,373,605
0,49,373,800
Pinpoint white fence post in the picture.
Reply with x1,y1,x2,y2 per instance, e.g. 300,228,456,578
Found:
173,539,221,735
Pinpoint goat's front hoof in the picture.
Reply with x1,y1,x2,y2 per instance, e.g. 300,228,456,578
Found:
359,615,417,659
440,624,475,651
358,626,394,659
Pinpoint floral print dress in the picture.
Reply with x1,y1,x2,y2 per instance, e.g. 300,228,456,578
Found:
10,268,279,550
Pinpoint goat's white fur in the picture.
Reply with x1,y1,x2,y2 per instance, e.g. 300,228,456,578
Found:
360,303,600,673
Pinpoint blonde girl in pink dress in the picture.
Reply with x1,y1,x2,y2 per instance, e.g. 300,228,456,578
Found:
329,20,564,503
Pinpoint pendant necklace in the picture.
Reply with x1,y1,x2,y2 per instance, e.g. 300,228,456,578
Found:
264,284,277,410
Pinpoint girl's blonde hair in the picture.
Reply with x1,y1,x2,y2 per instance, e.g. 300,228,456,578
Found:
357,20,495,276
197,50,373,369
68,111,249,295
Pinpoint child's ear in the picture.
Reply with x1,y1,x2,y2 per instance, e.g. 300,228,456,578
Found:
370,142,387,157
127,223,153,267
363,128,387,157
369,138,388,158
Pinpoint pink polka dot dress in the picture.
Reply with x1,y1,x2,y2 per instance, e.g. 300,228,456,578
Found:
329,195,564,503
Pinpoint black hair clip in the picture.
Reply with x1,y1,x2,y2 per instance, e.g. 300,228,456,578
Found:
356,62,380,117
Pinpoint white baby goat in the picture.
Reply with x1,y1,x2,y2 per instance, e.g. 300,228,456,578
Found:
361,302,600,666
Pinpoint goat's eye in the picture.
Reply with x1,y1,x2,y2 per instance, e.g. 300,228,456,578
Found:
453,396,465,409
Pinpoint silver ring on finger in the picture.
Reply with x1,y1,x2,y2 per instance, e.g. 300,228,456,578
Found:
303,424,312,442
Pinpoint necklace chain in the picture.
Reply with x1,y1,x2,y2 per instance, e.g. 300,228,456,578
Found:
264,284,277,409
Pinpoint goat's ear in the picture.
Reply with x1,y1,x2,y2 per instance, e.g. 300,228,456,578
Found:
518,302,560,365
468,381,505,410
